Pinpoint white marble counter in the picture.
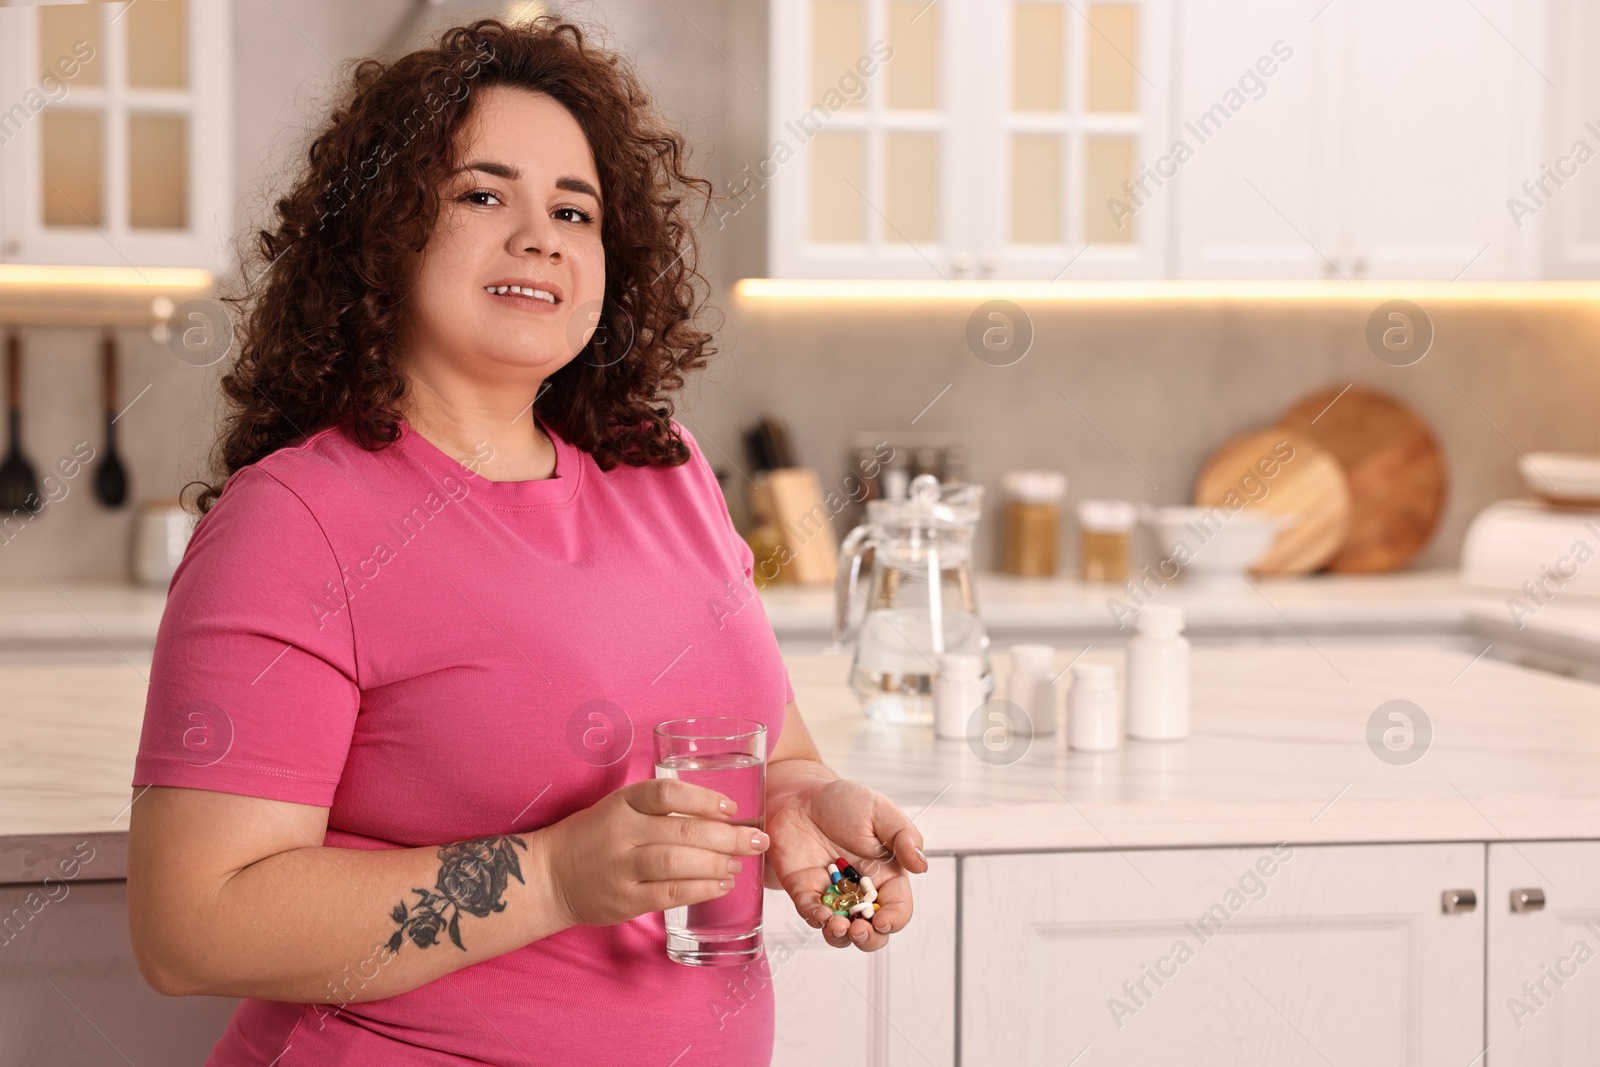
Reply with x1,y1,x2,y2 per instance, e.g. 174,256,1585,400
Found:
6,640,1600,881
0,579,167,664
767,568,1600,645
4,570,1596,653
789,645,1600,854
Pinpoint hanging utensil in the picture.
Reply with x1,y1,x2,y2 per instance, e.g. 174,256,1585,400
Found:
0,331,41,515
94,332,129,508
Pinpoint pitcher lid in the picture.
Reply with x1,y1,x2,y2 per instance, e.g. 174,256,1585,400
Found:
867,473,983,528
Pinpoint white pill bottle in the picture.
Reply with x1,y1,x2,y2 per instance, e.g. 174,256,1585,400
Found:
1125,605,1190,740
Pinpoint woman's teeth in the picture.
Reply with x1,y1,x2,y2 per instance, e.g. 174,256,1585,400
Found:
485,285,556,303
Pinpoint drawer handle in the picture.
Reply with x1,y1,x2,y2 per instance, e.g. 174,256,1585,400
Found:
1511,888,1546,913
1441,889,1476,914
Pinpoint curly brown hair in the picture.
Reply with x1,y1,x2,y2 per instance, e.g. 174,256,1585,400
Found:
191,17,719,514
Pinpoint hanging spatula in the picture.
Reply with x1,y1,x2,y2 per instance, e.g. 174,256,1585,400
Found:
0,330,41,515
94,332,129,507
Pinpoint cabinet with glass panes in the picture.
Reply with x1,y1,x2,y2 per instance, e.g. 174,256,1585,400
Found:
766,0,1170,280
0,0,232,272
766,0,1559,281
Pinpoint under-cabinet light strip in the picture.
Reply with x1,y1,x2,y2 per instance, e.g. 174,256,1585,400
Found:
733,278,1600,302
0,264,214,291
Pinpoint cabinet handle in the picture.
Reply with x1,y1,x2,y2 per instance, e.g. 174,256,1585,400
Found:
1511,888,1546,913
951,252,973,274
1441,889,1477,914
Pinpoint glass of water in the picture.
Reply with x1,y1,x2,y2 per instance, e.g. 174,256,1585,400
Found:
653,716,767,966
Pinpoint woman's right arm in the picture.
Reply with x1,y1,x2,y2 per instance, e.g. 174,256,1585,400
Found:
127,784,566,1004
127,777,767,1005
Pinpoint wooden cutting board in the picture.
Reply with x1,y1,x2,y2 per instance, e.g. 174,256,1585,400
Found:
1277,385,1447,573
1193,428,1352,575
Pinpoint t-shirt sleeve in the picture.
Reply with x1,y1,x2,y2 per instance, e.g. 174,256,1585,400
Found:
132,465,361,806
673,421,794,705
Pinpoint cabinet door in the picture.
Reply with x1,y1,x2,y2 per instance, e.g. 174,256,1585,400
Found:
0,0,233,271
1539,0,1600,278
767,0,1171,279
1487,842,1600,1065
1172,1,1333,278
1328,0,1542,280
768,0,975,279
973,0,1172,279
0,880,237,1065
769,854,955,1066
962,844,1485,1065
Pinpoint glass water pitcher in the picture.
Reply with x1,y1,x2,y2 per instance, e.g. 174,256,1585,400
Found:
833,473,993,725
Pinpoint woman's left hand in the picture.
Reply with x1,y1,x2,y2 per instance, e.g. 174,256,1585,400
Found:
764,777,928,951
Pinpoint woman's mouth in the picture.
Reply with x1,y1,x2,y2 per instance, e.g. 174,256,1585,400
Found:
484,284,562,312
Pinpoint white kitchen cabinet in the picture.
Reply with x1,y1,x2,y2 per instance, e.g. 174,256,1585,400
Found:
1536,0,1600,278
962,844,1485,1065
1169,0,1331,277
0,880,238,1065
767,0,1171,280
1328,0,1542,280
0,0,233,272
1486,842,1600,1065
768,0,1552,280
973,0,1173,279
768,855,956,1066
1174,0,1542,280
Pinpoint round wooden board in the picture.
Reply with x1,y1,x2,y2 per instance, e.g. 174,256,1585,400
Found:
1193,428,1352,575
1277,385,1448,573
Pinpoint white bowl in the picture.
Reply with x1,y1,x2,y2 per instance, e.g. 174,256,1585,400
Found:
1520,453,1600,504
1141,506,1279,582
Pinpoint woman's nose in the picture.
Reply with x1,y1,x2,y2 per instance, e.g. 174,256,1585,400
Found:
509,213,563,260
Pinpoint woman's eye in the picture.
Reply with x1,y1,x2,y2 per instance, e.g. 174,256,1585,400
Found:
555,207,595,224
461,190,501,207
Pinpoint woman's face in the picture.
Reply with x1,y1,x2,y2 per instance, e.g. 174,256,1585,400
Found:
406,85,606,384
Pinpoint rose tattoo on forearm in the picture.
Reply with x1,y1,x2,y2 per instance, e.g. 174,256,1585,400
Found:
387,835,528,953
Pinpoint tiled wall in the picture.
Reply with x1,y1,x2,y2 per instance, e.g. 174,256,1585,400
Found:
697,297,1600,574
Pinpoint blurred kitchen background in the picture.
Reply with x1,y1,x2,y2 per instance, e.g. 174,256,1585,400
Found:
0,0,1587,585
2,0,1599,587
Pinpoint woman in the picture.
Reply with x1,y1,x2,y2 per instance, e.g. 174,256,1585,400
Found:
126,18,926,1065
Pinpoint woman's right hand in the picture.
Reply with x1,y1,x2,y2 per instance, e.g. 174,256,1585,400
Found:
537,778,771,929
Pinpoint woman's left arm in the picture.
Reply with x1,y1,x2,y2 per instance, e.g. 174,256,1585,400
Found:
762,700,930,951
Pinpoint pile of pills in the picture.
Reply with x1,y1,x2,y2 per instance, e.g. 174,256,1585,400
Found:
821,856,880,921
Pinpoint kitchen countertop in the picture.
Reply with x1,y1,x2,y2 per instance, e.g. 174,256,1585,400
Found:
0,569,1591,648
4,571,1600,882
0,579,167,664
5,635,1600,882
787,644,1600,853
765,569,1597,641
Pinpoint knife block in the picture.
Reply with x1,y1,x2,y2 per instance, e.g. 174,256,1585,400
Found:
746,468,839,585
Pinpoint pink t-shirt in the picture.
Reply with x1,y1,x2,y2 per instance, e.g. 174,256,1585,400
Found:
132,415,792,1066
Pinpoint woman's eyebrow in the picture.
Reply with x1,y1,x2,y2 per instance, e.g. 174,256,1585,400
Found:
557,176,603,207
461,160,518,180
459,160,603,207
